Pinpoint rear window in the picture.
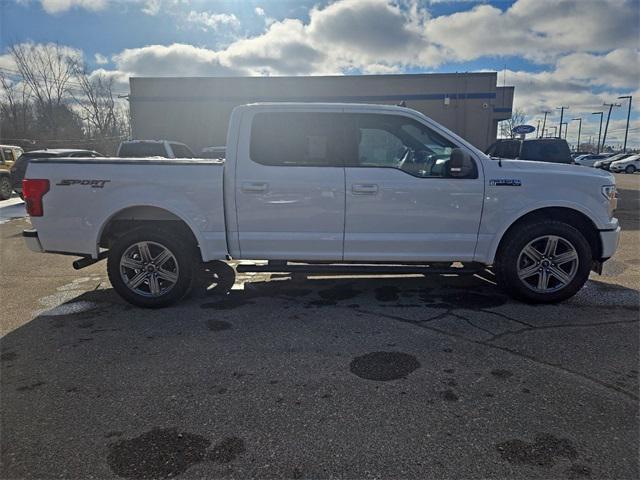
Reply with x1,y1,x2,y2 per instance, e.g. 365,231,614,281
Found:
521,140,571,163
250,112,346,167
119,142,167,158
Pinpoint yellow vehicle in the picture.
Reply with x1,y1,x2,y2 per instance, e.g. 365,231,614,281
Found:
0,145,23,200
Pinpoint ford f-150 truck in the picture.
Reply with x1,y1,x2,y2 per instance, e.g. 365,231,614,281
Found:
22,103,620,307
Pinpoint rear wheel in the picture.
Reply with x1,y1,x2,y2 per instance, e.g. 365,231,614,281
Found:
495,220,592,303
107,228,197,308
625,165,636,174
0,176,12,200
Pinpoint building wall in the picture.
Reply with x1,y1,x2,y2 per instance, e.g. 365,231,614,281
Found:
129,73,513,153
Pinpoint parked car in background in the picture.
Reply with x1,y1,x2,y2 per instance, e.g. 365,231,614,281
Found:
485,138,573,164
571,151,592,159
11,149,103,198
574,154,609,167
117,140,195,158
201,146,226,159
0,145,24,199
610,154,640,173
594,153,633,170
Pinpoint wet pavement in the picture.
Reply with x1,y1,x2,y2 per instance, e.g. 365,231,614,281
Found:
1,174,638,479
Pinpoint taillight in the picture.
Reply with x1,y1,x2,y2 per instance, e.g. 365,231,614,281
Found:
23,179,49,217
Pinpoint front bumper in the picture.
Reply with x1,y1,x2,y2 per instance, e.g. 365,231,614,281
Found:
599,226,621,259
23,229,44,253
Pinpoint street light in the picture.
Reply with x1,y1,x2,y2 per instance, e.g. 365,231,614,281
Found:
557,106,568,138
617,95,633,152
592,112,604,153
601,102,621,152
561,122,568,139
572,118,582,152
548,126,557,138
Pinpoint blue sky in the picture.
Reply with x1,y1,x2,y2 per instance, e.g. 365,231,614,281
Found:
1,0,638,146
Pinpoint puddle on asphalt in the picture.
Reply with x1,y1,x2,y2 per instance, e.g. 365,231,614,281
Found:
207,319,232,331
349,351,421,381
496,433,578,467
106,428,245,479
490,369,514,379
208,437,246,463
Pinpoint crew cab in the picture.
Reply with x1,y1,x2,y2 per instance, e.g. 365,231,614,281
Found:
22,103,620,307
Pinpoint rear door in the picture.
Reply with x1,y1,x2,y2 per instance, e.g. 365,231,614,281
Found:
342,110,484,262
234,108,347,260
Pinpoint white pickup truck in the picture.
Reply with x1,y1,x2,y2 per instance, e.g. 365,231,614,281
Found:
22,103,620,307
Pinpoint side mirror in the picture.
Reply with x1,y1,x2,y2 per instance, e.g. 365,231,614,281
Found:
447,148,476,178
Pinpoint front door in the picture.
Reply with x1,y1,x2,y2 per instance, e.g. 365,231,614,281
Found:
235,110,346,260
343,112,484,262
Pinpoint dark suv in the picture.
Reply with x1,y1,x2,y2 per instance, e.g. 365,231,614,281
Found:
485,138,573,164
11,148,103,198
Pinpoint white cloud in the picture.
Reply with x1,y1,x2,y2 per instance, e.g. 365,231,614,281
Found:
554,49,640,90
254,6,265,16
94,53,108,65
186,11,240,31
39,0,106,14
427,0,638,63
141,0,160,16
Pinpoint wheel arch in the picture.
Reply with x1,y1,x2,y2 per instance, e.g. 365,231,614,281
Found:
492,207,602,263
97,205,205,261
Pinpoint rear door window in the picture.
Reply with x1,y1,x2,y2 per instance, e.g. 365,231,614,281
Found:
250,112,346,166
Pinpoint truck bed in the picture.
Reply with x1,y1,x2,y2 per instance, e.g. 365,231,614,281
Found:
26,157,228,260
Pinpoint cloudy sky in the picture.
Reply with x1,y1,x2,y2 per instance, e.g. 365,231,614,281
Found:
1,0,639,147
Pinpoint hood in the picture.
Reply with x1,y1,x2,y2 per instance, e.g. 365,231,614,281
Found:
487,158,615,182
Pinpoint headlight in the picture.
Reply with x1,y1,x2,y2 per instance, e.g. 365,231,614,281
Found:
602,184,617,213
602,185,616,199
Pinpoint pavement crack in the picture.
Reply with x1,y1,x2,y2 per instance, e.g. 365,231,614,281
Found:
487,318,640,342
355,308,639,403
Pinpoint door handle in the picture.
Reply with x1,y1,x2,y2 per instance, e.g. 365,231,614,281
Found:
241,182,269,193
352,183,378,195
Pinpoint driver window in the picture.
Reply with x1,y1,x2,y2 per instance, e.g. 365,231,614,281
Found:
349,113,458,178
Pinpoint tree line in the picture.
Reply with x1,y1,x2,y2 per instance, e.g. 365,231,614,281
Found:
0,43,130,155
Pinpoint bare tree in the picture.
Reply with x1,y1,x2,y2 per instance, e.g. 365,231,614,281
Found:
8,42,78,136
69,61,120,138
499,108,527,139
0,72,34,141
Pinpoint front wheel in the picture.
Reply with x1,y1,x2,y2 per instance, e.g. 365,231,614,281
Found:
0,176,12,200
495,220,592,303
107,228,197,308
625,165,636,174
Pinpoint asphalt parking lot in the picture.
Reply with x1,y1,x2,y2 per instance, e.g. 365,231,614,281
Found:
1,174,638,479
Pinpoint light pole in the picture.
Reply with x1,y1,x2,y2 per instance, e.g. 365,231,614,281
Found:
617,95,633,152
536,119,541,137
592,112,604,154
548,126,557,138
557,106,568,138
541,110,550,138
601,102,621,152
572,118,582,152
561,122,568,139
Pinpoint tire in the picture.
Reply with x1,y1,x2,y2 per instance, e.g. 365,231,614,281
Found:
625,165,636,174
0,176,12,200
107,227,197,308
495,220,592,303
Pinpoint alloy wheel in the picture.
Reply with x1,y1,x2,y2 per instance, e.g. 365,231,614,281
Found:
119,241,179,297
517,235,579,293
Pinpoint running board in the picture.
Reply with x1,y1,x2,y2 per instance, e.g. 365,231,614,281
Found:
235,262,484,275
